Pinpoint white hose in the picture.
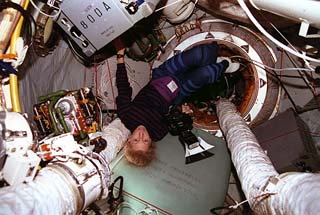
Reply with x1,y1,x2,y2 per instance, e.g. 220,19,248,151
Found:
216,99,320,215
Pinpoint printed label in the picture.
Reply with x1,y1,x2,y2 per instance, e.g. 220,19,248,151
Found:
167,80,178,93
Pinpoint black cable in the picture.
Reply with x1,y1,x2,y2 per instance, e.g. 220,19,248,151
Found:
277,74,309,79
233,56,314,79
0,0,36,47
233,56,301,114
0,60,18,76
283,51,318,97
269,64,301,114
64,35,93,67
57,25,110,67
210,206,236,215
265,67,300,114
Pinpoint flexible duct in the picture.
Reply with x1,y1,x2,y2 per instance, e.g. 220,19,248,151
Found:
216,99,320,215
0,118,130,215
0,153,110,215
0,165,80,214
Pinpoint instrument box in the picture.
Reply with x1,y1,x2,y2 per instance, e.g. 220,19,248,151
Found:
252,108,320,173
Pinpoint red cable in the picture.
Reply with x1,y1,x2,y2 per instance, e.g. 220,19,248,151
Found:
257,128,320,145
280,49,283,78
94,64,98,98
119,189,173,215
257,128,299,145
94,64,99,123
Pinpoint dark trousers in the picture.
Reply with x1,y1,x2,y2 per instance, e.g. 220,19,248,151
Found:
151,42,225,104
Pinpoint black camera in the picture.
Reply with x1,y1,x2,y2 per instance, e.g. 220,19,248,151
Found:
166,106,199,149
166,106,193,135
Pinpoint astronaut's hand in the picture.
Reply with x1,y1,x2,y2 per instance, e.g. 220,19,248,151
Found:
112,36,126,52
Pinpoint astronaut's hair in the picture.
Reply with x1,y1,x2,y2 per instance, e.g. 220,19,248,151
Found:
124,141,156,167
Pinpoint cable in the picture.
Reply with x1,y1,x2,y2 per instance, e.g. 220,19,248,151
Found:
274,51,300,113
277,75,308,79
232,56,318,88
237,0,320,65
266,21,315,71
29,0,61,19
115,201,159,215
94,63,103,128
230,55,314,72
0,60,18,75
284,50,319,97
116,202,138,215
94,64,99,98
252,8,316,71
211,191,276,215
64,35,92,66
155,0,183,12
0,0,36,48
9,73,21,112
137,205,159,215
0,54,17,60
125,62,143,89
232,55,301,113
2,0,34,113
95,96,103,129
62,32,105,67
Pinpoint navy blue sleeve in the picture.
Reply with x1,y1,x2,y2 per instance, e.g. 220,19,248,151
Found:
116,63,132,114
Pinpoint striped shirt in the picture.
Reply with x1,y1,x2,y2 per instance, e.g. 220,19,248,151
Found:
116,63,170,141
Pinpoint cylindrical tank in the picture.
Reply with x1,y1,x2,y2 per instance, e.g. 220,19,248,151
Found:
250,0,320,28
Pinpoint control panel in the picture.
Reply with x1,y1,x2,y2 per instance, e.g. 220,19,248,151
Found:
55,0,157,56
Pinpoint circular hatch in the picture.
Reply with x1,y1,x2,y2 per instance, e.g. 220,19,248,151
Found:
153,19,281,133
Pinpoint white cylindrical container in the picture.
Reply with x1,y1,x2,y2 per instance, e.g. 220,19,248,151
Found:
250,0,320,28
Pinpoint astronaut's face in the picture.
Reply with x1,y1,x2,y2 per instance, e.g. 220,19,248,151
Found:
127,125,151,152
